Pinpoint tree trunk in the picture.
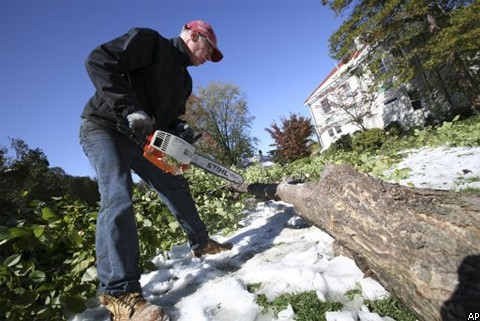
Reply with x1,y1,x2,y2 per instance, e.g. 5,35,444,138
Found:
275,164,480,321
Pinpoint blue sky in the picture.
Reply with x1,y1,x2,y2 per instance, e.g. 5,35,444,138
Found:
0,0,342,177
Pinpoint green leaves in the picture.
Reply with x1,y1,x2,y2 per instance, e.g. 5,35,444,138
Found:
8,226,31,238
81,266,98,283
0,197,97,320
41,206,58,220
4,253,22,267
29,270,46,283
186,166,246,234
32,225,45,237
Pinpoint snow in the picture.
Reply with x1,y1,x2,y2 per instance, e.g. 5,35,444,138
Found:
70,146,480,321
386,146,480,191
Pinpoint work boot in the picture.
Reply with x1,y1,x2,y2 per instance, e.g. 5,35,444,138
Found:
99,292,169,321
192,238,233,257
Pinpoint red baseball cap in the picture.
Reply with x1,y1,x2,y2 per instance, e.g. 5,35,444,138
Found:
185,20,223,62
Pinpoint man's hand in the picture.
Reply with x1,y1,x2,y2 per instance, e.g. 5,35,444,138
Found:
127,111,154,137
176,122,201,144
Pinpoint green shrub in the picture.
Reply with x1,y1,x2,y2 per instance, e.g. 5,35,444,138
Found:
186,166,246,235
132,188,185,269
0,171,247,320
0,198,98,320
352,128,387,153
326,134,353,155
384,121,403,136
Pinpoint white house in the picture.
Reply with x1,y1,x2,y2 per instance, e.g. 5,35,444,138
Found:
304,45,429,151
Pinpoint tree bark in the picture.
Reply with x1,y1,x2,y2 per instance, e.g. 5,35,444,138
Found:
275,164,480,321
226,182,280,201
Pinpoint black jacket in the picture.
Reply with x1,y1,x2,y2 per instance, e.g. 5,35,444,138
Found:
81,27,193,131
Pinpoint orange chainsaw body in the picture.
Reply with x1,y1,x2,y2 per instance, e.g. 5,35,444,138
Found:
142,131,192,175
143,144,189,175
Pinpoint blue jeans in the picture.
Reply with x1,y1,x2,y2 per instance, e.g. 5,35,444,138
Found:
79,120,209,295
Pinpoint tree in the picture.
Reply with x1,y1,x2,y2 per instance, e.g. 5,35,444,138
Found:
321,0,479,114
324,73,377,132
0,139,99,225
183,82,257,166
1,139,56,206
266,113,314,163
425,1,480,110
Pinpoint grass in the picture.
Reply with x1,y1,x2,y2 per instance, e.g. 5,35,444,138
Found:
248,284,418,321
253,289,343,321
454,175,480,192
458,187,480,193
365,296,418,321
464,175,480,183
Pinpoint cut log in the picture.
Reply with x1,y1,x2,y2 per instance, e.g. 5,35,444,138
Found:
276,164,480,321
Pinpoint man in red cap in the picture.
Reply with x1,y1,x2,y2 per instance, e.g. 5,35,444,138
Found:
79,20,230,321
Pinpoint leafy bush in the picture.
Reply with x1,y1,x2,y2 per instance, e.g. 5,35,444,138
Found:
243,163,287,183
0,198,98,320
323,134,353,157
384,121,403,136
334,134,354,152
186,166,246,235
0,170,247,320
132,188,184,270
352,128,388,153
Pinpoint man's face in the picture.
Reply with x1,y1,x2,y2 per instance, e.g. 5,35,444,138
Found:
189,31,214,66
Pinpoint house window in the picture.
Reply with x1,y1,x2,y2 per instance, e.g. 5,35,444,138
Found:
321,99,331,113
408,90,422,110
340,83,352,97
328,129,335,137
335,126,342,134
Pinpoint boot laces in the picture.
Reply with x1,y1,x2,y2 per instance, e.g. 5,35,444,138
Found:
120,293,147,317
102,292,146,320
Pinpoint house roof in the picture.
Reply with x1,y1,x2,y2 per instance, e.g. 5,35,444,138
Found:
303,48,366,105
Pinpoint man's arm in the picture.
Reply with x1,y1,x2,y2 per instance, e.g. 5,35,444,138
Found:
85,28,159,118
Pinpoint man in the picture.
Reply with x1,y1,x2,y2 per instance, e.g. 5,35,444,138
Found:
79,20,232,321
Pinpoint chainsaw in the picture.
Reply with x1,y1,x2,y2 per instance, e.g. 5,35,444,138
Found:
87,114,244,184
142,130,244,185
